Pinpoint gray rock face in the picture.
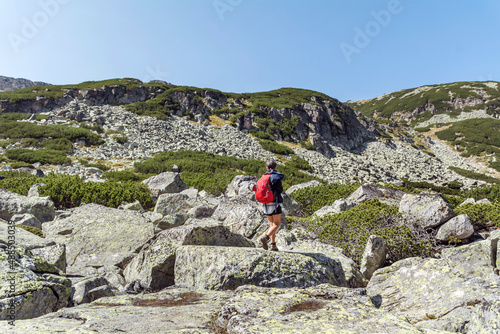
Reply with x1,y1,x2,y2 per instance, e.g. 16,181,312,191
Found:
0,189,55,223
436,214,474,241
30,243,66,273
175,246,348,290
0,219,53,249
187,205,215,219
155,213,187,230
225,175,258,199
42,204,154,276
348,184,406,206
313,198,356,217
360,235,387,280
124,221,254,291
398,193,455,228
11,213,42,229
72,277,113,306
142,172,188,198
366,239,500,332
154,193,190,216
285,180,322,196
0,244,71,320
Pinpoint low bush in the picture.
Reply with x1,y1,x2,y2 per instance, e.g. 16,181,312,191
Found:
286,155,312,172
306,200,436,265
10,162,34,169
5,148,71,165
449,166,500,184
258,140,294,155
455,202,500,229
0,171,40,195
103,170,148,182
249,130,274,141
299,140,316,150
40,138,74,153
289,182,359,216
113,135,128,144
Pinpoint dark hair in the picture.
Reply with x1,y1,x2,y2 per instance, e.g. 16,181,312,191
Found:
266,159,277,170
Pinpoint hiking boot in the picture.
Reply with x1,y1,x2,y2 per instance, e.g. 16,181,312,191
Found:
270,243,279,252
260,235,269,250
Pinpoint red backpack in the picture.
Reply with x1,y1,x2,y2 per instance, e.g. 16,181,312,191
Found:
254,174,275,203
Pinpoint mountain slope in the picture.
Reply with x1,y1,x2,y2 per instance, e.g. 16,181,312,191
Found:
0,75,49,92
346,81,500,125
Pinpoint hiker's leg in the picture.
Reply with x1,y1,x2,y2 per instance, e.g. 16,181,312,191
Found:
268,213,281,243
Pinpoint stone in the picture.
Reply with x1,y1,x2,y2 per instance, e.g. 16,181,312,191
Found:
11,213,42,229
155,213,187,230
180,187,199,199
0,244,71,320
142,172,188,198
0,288,230,333
87,285,116,302
174,245,348,290
214,285,430,334
124,221,254,291
347,184,406,206
31,243,66,273
398,193,455,229
0,189,55,223
0,219,54,249
42,204,154,276
72,277,112,305
225,175,258,199
436,214,474,242
118,200,143,211
313,198,356,217
285,180,322,196
186,205,215,219
154,193,191,216
476,198,492,205
27,183,46,197
281,192,302,217
360,235,387,280
459,198,476,206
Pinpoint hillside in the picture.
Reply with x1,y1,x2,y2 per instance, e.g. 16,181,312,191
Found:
346,81,500,126
0,75,49,92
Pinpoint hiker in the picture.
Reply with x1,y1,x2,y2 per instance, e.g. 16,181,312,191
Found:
257,159,284,251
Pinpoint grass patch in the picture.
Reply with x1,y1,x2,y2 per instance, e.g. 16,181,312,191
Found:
5,148,70,165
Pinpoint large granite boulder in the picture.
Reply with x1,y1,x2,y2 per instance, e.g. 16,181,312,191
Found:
42,204,155,277
285,180,322,196
0,287,230,333
174,245,349,290
124,221,254,291
347,184,406,207
11,213,42,229
225,175,258,199
142,172,188,198
0,219,53,249
0,189,55,223
435,214,474,242
71,277,114,306
313,198,356,217
215,284,437,333
154,193,191,215
398,193,455,229
366,239,500,333
0,244,72,320
360,235,387,280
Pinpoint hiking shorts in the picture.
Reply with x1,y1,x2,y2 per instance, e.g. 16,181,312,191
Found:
262,202,283,216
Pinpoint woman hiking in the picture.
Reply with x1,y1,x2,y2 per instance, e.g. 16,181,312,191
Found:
258,159,284,251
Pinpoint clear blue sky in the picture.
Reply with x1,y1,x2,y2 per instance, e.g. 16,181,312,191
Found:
1,0,499,101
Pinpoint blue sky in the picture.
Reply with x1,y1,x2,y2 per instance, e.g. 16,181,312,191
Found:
0,0,499,101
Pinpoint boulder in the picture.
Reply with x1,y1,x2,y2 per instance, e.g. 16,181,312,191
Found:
42,204,155,276
0,219,53,249
155,213,187,230
285,180,322,196
435,214,474,242
212,197,268,239
10,213,42,229
275,229,366,288
124,221,254,291
142,172,188,198
174,245,348,290
72,277,113,306
215,285,432,334
0,288,230,333
281,193,302,217
477,198,492,205
0,189,55,223
30,243,66,273
154,193,190,216
360,235,387,280
313,199,356,217
348,184,406,206
367,239,500,332
118,200,143,211
398,193,455,229
225,175,258,199
459,198,476,206
27,183,46,197
186,205,215,219
0,244,71,320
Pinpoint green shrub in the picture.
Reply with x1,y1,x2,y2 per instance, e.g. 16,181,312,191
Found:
16,225,44,238
40,138,74,152
463,184,500,202
258,140,294,155
113,135,128,144
20,138,38,147
10,162,34,169
0,172,40,195
5,148,70,165
286,155,312,172
103,170,148,182
299,140,316,150
455,202,500,229
0,140,9,148
307,200,435,265
289,182,359,216
448,166,500,184
80,123,104,134
0,155,6,162
249,130,274,141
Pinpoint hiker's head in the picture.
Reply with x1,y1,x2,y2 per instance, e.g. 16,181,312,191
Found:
266,160,277,171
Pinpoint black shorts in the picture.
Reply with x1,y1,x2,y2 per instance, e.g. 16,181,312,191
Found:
263,203,283,216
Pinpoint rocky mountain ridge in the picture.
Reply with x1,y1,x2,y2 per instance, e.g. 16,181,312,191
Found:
0,75,49,92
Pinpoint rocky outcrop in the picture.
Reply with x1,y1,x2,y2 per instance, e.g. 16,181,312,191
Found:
285,180,322,196
175,245,348,290
142,172,188,199
399,193,455,229
313,198,356,217
124,221,254,292
0,75,49,91
0,189,55,223
42,204,155,277
435,214,474,242
347,183,406,206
